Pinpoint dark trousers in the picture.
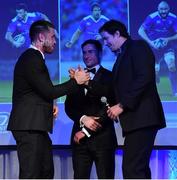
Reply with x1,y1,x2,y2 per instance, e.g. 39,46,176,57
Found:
122,127,158,179
72,144,115,179
12,130,54,179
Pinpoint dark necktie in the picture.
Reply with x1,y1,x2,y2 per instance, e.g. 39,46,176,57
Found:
85,67,96,74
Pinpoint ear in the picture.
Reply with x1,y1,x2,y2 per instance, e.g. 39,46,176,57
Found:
115,30,120,38
38,33,45,43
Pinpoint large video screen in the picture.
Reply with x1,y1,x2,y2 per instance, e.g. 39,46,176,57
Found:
129,0,177,146
0,0,177,146
0,0,59,103
129,0,177,101
60,0,127,84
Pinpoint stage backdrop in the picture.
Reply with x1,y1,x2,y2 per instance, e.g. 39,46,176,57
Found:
0,0,177,146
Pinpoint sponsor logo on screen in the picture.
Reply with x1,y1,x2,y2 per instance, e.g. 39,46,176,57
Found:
0,112,9,133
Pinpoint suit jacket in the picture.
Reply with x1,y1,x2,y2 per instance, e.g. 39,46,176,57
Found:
65,66,117,149
112,39,166,133
8,48,78,133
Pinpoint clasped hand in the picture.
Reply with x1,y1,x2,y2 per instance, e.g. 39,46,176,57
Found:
81,115,102,131
74,131,85,144
107,104,123,120
73,116,102,144
69,66,90,85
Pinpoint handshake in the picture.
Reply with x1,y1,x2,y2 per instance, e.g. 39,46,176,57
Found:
69,66,90,85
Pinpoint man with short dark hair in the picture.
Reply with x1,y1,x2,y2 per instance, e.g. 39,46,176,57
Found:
65,3,109,48
5,3,50,49
7,20,89,179
99,20,166,179
65,39,117,179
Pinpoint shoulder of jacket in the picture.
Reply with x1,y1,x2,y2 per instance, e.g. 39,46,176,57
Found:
128,40,149,52
100,66,111,73
21,48,43,61
131,39,147,45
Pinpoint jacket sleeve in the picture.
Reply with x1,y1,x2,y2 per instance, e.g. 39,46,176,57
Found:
24,52,79,101
65,93,84,125
86,71,116,106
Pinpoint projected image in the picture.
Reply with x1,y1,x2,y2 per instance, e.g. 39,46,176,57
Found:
0,0,59,103
129,0,177,146
60,0,128,83
5,3,51,49
129,0,177,101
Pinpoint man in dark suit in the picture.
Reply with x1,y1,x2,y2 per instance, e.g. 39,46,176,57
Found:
7,20,90,179
98,20,166,179
65,39,117,179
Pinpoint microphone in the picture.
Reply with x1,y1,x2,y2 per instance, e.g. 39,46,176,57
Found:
100,96,118,123
100,96,109,108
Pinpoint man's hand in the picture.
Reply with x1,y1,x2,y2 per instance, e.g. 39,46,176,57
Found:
151,38,168,50
81,115,102,131
74,131,85,144
159,38,168,47
74,68,90,84
95,34,102,40
150,40,159,50
65,41,73,48
107,104,123,120
12,34,26,48
68,68,75,78
155,63,160,73
13,41,23,48
69,67,90,85
53,105,59,119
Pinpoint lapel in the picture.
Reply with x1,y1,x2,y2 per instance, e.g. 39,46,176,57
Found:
112,39,131,78
112,51,125,81
93,66,103,82
79,86,86,97
85,66,103,97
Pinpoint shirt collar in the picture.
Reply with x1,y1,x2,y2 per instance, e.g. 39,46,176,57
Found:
87,64,100,74
120,38,131,52
30,44,45,60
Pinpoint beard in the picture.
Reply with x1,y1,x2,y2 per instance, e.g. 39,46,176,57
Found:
43,44,55,54
159,12,169,19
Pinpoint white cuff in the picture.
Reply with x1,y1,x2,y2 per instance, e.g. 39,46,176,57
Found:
80,115,86,127
82,127,91,137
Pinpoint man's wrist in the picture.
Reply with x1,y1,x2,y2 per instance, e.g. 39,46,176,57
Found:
79,115,91,137
81,127,91,137
69,40,74,45
12,41,17,47
118,103,124,110
80,115,86,127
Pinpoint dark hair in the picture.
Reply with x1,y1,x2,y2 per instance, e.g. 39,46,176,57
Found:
29,20,55,42
99,19,130,38
16,3,28,11
91,2,101,11
81,39,102,53
81,39,102,64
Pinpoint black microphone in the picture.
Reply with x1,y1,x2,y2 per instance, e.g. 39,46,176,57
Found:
100,96,119,123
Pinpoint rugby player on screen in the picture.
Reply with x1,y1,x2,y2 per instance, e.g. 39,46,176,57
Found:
5,3,51,48
65,2,109,48
138,1,177,97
